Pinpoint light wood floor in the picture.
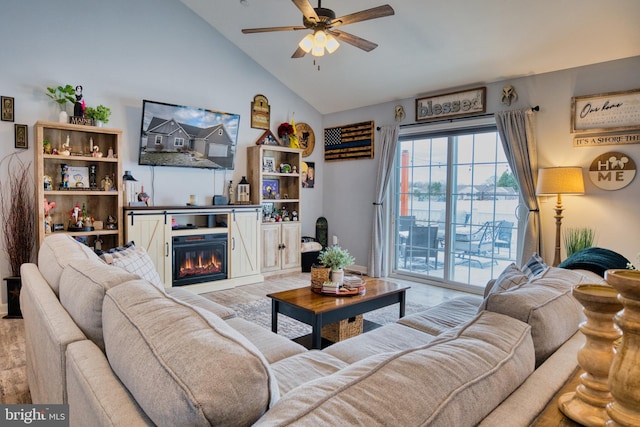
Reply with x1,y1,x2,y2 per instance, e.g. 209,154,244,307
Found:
204,271,473,308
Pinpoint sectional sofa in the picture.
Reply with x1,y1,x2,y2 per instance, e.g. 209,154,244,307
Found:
21,234,606,426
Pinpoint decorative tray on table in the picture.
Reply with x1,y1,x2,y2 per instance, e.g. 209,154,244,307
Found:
312,276,366,296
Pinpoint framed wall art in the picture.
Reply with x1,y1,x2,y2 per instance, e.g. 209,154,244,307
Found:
2,96,15,122
262,179,279,199
14,123,27,149
324,120,374,161
571,88,640,134
251,94,270,130
263,155,275,172
301,161,315,188
415,87,486,122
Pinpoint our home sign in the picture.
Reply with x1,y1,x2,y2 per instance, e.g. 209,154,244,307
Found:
589,151,636,190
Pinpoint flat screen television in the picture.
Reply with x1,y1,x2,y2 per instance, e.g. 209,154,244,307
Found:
138,99,240,170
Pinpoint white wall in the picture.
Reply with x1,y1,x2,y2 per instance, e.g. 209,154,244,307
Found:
323,57,640,265
0,0,323,311
323,56,640,270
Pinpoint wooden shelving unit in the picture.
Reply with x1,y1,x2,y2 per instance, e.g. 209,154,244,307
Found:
247,145,302,274
34,121,123,251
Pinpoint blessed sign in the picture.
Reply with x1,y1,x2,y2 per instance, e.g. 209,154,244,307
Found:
415,87,486,122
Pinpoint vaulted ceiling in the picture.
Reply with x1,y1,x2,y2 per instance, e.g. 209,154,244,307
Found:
181,0,640,114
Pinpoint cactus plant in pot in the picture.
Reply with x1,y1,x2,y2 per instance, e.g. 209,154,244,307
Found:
318,245,355,286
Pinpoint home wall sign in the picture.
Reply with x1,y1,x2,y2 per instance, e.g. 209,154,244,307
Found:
324,120,374,161
415,87,486,122
571,89,640,135
573,133,640,147
588,151,636,190
250,94,270,130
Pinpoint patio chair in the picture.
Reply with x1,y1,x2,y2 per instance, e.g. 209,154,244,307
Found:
495,220,514,258
454,221,499,268
404,225,439,269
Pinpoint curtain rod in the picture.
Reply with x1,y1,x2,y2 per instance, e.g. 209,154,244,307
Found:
376,105,540,131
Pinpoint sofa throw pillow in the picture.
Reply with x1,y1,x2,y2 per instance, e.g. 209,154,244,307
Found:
521,253,548,278
38,234,104,296
477,263,529,312
490,263,529,293
98,242,164,289
59,260,139,352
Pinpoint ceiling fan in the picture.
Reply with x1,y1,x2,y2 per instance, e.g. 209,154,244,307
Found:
241,0,394,58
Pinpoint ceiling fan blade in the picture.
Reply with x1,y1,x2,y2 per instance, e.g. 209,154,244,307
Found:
330,5,394,28
328,29,378,52
291,46,307,59
292,0,319,22
242,26,306,34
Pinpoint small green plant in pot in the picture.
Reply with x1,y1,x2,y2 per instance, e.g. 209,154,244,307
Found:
46,84,76,108
318,245,355,286
46,84,76,122
85,105,111,126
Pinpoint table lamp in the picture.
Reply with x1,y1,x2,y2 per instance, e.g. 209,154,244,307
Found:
536,167,585,266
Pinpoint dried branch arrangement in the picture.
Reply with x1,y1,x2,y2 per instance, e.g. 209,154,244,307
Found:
0,153,35,276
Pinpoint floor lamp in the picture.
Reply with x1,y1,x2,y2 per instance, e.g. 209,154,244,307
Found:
536,167,585,266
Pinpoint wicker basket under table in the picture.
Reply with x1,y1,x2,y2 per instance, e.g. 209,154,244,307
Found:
321,315,364,342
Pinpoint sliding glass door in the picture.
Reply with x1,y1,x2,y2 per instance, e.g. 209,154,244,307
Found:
392,122,520,292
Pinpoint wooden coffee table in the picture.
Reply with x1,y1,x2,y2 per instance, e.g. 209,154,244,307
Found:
267,279,410,349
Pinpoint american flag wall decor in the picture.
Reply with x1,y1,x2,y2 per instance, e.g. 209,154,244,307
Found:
324,121,375,161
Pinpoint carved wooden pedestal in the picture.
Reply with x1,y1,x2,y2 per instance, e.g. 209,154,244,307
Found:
558,284,622,426
604,269,640,427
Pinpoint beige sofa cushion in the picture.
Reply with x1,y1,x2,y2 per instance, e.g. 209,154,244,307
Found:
482,267,603,366
397,295,483,336
271,351,349,395
38,234,103,296
59,260,139,352
256,311,534,427
166,287,236,320
325,323,438,363
103,280,279,426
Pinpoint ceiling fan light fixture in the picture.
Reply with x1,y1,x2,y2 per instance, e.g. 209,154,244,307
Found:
313,30,327,48
311,44,325,57
298,33,314,53
325,34,339,54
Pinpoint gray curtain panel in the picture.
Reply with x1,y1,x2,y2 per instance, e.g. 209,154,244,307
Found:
495,109,541,265
368,125,399,277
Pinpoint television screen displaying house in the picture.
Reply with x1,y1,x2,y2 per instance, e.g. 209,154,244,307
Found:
138,99,240,170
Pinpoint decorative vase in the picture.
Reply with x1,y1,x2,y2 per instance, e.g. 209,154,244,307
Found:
59,109,68,123
604,269,640,427
3,276,22,319
94,120,104,127
331,269,344,286
558,283,622,426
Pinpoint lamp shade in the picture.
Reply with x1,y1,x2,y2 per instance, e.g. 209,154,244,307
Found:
536,167,585,195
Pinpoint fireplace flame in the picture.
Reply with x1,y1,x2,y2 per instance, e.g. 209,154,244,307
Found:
179,250,222,278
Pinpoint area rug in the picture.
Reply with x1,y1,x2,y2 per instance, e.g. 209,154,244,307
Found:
230,298,431,340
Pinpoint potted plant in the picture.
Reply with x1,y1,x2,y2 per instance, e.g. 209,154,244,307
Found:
563,227,596,258
85,105,111,126
318,245,355,286
0,153,36,318
46,84,76,122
